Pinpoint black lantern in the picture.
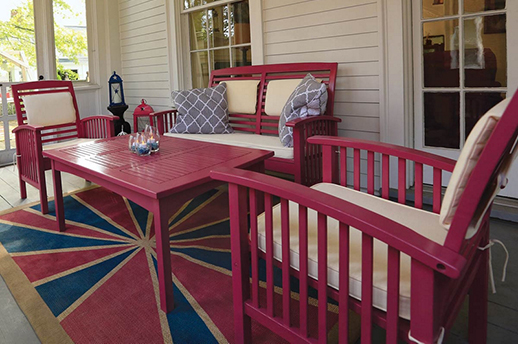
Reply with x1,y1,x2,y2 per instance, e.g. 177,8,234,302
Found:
109,71,126,106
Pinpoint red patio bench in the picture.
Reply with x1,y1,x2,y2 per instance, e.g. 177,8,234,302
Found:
150,63,340,186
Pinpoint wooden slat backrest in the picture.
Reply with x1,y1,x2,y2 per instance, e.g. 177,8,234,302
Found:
12,80,82,143
210,63,338,135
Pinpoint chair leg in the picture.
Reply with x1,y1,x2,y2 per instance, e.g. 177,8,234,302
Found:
468,250,489,344
19,178,27,199
38,172,49,215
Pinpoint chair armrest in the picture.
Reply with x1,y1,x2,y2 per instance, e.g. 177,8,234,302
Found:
80,115,117,138
308,135,457,172
12,124,44,134
286,115,341,128
150,109,177,135
210,167,466,279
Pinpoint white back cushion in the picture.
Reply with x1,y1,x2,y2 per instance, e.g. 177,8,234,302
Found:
264,79,303,116
440,97,512,236
22,92,77,126
223,80,260,114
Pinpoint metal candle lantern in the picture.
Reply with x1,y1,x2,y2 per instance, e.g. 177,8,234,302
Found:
109,71,126,106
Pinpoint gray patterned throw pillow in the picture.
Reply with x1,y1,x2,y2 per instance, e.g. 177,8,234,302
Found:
278,74,328,147
170,83,233,134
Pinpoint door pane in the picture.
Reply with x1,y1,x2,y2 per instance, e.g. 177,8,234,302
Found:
423,19,460,87
191,52,209,88
208,6,229,48
232,47,251,67
211,48,230,71
0,1,38,82
464,0,505,13
423,0,459,19
0,122,4,150
464,15,507,87
465,92,505,137
8,120,15,149
190,10,208,50
424,92,460,148
231,1,250,45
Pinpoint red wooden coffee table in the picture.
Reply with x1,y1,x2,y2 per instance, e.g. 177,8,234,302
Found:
42,135,273,313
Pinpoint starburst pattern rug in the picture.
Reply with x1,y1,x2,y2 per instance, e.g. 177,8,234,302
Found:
0,185,356,343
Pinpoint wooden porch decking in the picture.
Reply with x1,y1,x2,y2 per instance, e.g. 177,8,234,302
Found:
0,165,516,343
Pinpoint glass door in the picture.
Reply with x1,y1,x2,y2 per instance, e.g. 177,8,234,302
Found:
413,0,515,194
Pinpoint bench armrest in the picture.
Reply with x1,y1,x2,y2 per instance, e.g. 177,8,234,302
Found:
150,109,177,135
286,115,341,128
210,167,466,279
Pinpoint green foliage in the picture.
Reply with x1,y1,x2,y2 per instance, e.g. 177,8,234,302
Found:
0,0,87,73
57,64,78,80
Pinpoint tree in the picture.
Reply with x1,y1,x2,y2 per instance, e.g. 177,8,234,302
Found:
0,0,88,80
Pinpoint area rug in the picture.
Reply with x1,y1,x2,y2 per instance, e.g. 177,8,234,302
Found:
0,185,358,343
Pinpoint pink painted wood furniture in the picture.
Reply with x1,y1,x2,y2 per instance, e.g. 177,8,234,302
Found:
150,63,340,186
43,135,273,313
210,92,518,343
12,80,116,214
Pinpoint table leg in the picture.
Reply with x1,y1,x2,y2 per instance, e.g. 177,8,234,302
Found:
154,201,174,313
51,161,66,232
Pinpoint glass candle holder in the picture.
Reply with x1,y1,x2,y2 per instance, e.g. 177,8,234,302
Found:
144,124,160,152
135,133,151,156
128,134,137,153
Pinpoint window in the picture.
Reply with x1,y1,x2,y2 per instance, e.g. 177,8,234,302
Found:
0,0,38,83
54,0,89,81
184,0,251,88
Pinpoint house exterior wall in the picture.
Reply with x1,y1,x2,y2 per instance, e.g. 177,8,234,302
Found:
118,0,173,124
262,0,381,142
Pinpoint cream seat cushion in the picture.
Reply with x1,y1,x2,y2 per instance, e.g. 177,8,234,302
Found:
440,97,514,238
264,79,303,116
256,183,449,320
42,138,95,151
22,92,77,126
223,80,260,114
164,132,293,160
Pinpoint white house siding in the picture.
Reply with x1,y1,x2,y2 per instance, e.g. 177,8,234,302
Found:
118,0,172,127
262,0,381,188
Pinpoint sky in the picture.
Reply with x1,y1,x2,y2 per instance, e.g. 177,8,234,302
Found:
0,0,86,25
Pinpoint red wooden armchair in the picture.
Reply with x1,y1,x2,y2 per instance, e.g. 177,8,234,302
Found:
210,92,518,343
12,80,116,214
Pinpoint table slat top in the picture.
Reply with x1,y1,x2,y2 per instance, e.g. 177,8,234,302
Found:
43,136,273,198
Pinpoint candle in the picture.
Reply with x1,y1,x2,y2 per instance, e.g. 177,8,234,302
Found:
137,143,150,156
147,136,159,152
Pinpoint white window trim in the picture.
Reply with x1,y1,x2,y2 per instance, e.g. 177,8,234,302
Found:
32,0,98,85
173,0,263,89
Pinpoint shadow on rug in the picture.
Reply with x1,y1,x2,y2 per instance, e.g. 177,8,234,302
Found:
0,186,358,343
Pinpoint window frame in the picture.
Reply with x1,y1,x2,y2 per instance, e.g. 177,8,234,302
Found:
33,0,97,85
179,0,260,89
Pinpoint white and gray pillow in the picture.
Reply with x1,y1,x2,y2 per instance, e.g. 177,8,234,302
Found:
278,74,328,147
170,83,233,134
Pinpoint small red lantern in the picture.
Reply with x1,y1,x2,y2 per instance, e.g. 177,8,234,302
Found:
133,99,154,133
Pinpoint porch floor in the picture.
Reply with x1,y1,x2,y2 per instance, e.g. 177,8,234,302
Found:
0,165,516,343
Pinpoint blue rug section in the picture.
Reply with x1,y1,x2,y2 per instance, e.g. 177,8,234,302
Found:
32,197,135,240
127,199,150,237
0,223,127,253
169,189,220,228
36,248,136,317
170,247,232,272
171,219,230,241
152,257,217,344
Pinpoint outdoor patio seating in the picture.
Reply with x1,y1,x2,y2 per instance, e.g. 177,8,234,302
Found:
150,63,340,186
11,80,116,214
210,92,518,343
